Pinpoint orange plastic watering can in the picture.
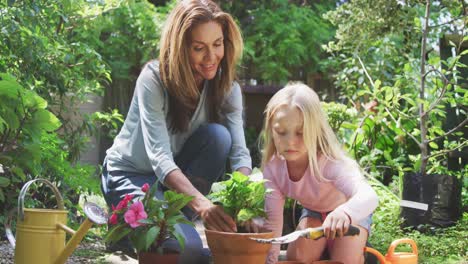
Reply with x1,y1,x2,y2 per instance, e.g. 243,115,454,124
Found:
4,178,108,264
364,238,418,264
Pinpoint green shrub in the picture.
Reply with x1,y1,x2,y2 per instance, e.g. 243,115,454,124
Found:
0,73,99,230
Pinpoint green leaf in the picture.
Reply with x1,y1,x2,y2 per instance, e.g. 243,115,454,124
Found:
132,229,148,251
31,109,61,132
10,167,26,181
145,226,160,251
237,208,256,222
374,79,381,89
105,224,131,244
429,142,439,149
138,219,155,225
0,115,7,133
0,73,22,98
173,231,185,251
0,177,10,187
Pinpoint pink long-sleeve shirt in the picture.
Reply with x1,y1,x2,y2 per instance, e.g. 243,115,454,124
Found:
263,154,379,263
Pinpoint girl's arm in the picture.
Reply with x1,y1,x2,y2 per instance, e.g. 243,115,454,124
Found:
263,165,286,264
325,157,379,223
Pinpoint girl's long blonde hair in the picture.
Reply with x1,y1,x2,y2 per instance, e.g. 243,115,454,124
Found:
261,83,344,181
159,0,243,132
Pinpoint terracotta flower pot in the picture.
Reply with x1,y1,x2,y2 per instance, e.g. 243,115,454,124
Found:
279,260,342,264
138,252,179,264
205,229,274,264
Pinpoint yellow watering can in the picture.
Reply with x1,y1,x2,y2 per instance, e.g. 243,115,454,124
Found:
5,178,108,264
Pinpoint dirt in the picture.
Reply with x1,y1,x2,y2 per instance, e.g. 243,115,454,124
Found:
0,240,107,264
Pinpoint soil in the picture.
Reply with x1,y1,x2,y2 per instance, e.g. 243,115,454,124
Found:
0,239,107,264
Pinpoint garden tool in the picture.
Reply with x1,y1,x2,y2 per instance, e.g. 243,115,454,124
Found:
364,238,418,264
250,225,360,244
4,178,108,264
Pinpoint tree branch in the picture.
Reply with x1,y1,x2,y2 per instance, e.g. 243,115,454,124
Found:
418,0,431,176
429,141,468,159
422,66,450,117
385,107,421,146
356,55,375,88
428,118,468,143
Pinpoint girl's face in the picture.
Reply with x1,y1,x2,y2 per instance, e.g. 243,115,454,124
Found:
271,105,308,163
188,21,225,88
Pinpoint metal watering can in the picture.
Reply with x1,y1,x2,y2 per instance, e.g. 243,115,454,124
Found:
5,178,108,264
364,238,418,264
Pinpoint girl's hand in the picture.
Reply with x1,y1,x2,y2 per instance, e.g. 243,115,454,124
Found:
322,209,351,239
240,217,266,233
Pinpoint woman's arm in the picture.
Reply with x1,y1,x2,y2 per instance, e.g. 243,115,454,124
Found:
222,82,252,172
237,166,252,176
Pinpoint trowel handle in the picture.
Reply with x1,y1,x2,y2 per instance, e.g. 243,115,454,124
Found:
18,178,64,220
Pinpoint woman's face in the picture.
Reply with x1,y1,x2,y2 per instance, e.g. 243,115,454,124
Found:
271,105,308,164
188,21,225,88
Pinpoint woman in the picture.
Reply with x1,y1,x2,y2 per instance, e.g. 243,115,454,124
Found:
101,0,252,262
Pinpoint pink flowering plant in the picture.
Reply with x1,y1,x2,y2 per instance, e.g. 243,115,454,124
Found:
105,183,194,254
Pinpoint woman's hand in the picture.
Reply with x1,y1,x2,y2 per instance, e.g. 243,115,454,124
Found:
322,209,351,239
240,217,265,233
164,170,237,232
237,167,252,176
199,201,237,233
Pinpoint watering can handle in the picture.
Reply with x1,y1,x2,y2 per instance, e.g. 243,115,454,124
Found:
387,238,418,256
18,178,65,221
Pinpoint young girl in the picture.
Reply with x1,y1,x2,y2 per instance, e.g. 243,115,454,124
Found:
260,83,378,264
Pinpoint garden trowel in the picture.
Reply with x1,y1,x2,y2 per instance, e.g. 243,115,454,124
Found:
250,225,360,244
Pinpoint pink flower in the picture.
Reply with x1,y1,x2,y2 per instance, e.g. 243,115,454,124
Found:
114,194,134,211
141,183,150,193
124,201,148,228
109,213,118,225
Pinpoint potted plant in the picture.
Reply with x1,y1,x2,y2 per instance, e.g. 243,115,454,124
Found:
105,182,193,264
205,171,274,264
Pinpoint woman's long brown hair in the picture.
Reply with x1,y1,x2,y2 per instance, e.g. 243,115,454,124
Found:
159,0,243,132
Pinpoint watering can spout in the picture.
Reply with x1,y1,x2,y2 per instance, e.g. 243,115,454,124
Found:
54,202,108,264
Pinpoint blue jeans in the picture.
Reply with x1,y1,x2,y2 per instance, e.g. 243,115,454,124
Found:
101,123,232,264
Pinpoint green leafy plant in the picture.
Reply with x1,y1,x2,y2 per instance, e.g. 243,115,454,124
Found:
359,1,467,177
222,0,335,84
105,183,193,254
0,73,61,203
208,171,268,232
0,73,103,232
324,0,467,186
